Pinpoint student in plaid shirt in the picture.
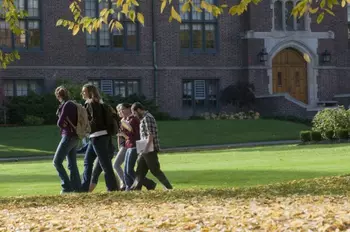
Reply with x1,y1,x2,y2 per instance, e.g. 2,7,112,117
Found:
130,102,173,190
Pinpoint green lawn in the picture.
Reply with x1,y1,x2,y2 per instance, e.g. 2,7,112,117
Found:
0,143,349,197
0,119,309,158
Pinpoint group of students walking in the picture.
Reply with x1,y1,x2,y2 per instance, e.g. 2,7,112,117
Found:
53,83,173,194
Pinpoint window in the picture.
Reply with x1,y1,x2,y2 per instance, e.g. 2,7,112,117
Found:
88,79,140,97
0,0,41,50
179,0,217,52
273,0,306,31
85,0,138,50
3,79,41,96
182,79,218,108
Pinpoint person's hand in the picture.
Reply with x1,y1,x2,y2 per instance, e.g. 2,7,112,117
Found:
62,121,67,127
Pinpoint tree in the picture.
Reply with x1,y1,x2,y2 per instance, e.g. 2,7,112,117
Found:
0,0,348,68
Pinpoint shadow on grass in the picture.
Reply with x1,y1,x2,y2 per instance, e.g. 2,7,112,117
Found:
0,144,54,158
0,169,343,187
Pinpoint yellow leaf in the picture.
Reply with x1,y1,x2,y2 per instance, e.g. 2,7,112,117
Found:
68,22,75,30
129,10,136,22
171,6,182,22
303,53,311,63
131,0,139,6
100,8,108,17
72,25,80,35
168,15,173,22
317,12,324,24
342,0,346,7
114,21,124,30
137,12,144,25
181,2,190,13
161,0,167,13
56,19,63,26
122,3,129,14
93,20,100,30
309,7,319,14
117,0,124,7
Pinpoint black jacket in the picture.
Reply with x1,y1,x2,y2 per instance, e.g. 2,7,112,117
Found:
85,101,107,134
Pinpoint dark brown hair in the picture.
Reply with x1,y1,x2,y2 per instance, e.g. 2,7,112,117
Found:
54,86,69,101
131,102,145,111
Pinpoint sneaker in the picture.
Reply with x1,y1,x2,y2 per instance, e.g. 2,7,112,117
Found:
146,182,157,190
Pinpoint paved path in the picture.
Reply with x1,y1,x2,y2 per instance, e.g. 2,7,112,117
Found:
0,140,299,163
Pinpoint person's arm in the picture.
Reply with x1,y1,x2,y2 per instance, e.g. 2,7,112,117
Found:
57,102,73,128
142,117,156,153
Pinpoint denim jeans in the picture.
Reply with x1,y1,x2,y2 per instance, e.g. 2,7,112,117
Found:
81,135,119,192
53,135,81,192
114,147,127,188
124,147,138,189
90,138,115,185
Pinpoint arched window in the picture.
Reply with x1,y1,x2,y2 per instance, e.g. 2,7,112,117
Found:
274,1,283,31
285,1,294,31
296,1,305,30
273,0,307,31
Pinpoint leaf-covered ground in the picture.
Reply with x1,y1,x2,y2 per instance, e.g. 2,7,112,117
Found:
1,176,350,231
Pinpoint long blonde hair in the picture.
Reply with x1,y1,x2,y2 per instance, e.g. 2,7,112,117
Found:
82,84,101,103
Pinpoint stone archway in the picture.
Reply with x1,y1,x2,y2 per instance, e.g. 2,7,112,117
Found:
272,48,308,103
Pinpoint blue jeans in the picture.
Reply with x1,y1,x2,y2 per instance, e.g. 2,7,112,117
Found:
81,135,118,192
77,137,89,154
124,148,138,189
53,135,81,192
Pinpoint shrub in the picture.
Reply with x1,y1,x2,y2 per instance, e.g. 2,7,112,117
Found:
300,131,311,142
325,130,334,140
335,129,349,140
23,115,45,126
220,81,255,111
312,106,350,137
6,93,58,125
310,131,322,142
200,111,260,120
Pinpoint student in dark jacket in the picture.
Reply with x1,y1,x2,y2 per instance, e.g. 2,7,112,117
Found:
80,84,119,192
53,86,81,194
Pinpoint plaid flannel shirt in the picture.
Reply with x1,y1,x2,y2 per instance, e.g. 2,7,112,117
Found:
140,111,160,152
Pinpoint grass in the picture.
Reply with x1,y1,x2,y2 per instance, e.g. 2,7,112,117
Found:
0,119,309,158
0,143,349,197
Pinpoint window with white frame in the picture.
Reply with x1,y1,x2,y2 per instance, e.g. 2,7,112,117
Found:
182,79,218,108
85,0,138,50
273,0,306,31
0,0,41,50
179,0,217,52
88,79,140,97
3,79,41,96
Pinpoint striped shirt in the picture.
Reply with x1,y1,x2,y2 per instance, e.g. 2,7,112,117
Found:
140,111,160,152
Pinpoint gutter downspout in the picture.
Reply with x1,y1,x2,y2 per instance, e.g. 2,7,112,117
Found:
151,0,158,106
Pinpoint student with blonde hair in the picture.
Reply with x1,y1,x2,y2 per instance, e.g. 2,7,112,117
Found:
53,86,81,194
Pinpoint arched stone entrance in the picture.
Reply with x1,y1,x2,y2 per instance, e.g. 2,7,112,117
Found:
272,48,308,103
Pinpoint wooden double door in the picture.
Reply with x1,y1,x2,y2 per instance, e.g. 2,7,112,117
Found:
272,48,308,104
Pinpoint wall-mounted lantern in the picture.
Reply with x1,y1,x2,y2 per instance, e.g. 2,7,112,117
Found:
258,48,268,63
321,49,331,63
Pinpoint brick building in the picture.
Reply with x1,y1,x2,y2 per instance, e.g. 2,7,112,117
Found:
1,0,350,118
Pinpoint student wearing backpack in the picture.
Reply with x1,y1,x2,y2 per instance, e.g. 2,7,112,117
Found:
80,84,119,192
53,86,81,194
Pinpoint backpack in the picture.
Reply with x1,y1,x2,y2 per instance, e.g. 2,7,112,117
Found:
66,101,91,139
101,103,119,136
